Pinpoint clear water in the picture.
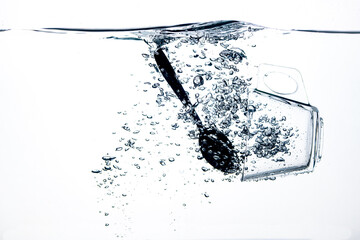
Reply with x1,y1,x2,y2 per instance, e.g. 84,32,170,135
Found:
1,20,358,239
75,21,322,237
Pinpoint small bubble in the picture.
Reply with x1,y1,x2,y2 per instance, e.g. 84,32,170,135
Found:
103,166,112,171
204,192,209,198
150,121,158,126
102,155,116,161
91,169,101,174
171,123,179,130
152,83,160,88
122,125,131,131
193,75,204,88
273,157,285,162
201,167,210,172
168,157,175,162
219,49,246,64
105,213,109,216
159,160,166,166
142,53,149,59
105,223,109,227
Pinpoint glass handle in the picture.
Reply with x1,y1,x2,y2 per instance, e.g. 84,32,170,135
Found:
316,117,324,163
256,63,309,104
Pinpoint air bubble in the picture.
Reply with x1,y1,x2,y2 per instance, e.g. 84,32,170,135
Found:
193,75,204,88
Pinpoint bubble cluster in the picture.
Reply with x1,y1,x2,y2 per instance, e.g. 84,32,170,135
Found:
249,114,293,159
92,21,302,238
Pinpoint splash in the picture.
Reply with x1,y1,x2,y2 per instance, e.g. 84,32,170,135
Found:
84,20,323,238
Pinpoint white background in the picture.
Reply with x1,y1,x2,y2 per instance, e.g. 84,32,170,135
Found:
1,0,360,240
0,0,359,30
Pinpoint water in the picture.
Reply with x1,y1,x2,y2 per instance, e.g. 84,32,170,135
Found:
1,20,359,240
73,21,323,238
